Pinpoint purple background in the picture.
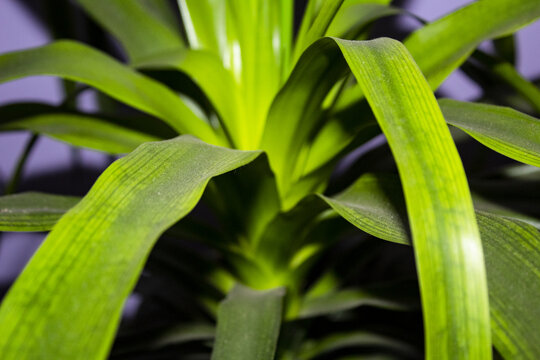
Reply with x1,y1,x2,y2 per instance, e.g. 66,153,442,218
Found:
0,0,539,288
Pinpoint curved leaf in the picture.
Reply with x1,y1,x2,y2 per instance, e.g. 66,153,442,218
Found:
404,0,540,89
440,99,540,167
0,136,259,359
211,284,285,360
133,49,241,147
265,37,490,358
0,192,79,232
297,331,418,360
323,174,540,359
178,0,293,149
299,281,419,319
327,2,399,39
75,0,184,62
0,41,223,145
1,113,159,154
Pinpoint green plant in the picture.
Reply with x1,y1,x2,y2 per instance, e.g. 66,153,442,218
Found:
0,0,539,359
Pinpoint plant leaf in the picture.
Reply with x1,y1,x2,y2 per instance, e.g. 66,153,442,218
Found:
340,38,490,358
75,0,184,62
404,0,540,89
322,174,540,359
297,331,418,360
211,284,285,360
293,0,345,61
178,0,293,149
326,2,399,39
0,136,259,359
0,192,79,232
1,113,159,154
0,41,223,145
440,98,540,167
264,37,491,357
299,280,419,319
133,49,241,147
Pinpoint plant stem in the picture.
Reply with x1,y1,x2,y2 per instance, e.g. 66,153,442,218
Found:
5,134,39,195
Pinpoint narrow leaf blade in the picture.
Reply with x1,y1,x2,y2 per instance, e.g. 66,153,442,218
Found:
440,99,540,167
211,284,285,360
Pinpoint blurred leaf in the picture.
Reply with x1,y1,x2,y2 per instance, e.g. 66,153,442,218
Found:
297,331,418,360
404,0,540,89
0,192,79,232
0,113,158,154
75,0,184,62
0,41,223,145
133,49,240,147
440,98,540,167
0,136,259,359
299,280,419,319
327,2,399,39
211,284,285,360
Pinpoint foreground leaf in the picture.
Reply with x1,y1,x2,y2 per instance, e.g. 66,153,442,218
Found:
265,37,490,358
0,193,79,232
0,136,259,359
0,41,222,145
440,99,540,167
211,284,285,360
323,174,540,359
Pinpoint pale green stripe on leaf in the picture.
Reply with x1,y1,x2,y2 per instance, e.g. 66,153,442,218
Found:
211,284,285,360
0,193,79,232
0,136,259,359
0,41,223,145
440,99,540,167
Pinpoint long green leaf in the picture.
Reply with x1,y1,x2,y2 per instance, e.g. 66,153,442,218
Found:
0,136,259,359
323,174,540,359
75,0,184,62
0,41,223,145
440,99,540,167
318,0,540,172
326,2,398,39
133,49,241,147
178,0,294,149
297,331,418,360
0,192,79,232
299,281,418,319
340,37,489,358
265,37,490,357
1,113,159,154
293,0,345,61
211,284,285,360
404,0,540,89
